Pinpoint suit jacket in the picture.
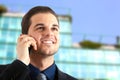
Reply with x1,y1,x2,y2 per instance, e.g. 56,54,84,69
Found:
0,60,77,80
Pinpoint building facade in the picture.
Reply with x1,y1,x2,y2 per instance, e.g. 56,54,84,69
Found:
0,13,120,80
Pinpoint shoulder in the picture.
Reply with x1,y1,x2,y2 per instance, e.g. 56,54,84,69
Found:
0,60,30,80
0,60,29,73
0,64,9,72
56,67,78,80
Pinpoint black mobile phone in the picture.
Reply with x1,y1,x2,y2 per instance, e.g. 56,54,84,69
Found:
29,45,33,54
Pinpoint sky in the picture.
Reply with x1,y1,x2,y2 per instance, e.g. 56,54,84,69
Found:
0,0,120,44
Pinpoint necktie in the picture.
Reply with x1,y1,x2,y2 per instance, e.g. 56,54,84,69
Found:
36,73,47,80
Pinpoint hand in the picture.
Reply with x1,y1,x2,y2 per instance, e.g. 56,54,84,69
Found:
16,34,37,65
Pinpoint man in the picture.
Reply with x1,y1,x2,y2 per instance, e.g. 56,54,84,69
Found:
0,6,77,80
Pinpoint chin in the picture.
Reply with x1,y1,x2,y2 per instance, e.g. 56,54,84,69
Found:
36,49,57,56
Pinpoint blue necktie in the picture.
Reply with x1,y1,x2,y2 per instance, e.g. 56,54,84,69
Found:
36,73,47,80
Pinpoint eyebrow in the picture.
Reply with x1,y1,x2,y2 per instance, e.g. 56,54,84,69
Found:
35,23,44,27
34,23,59,28
53,24,59,28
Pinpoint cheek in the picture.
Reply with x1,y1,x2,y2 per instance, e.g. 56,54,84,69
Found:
57,35,60,43
34,36,41,42
31,34,41,43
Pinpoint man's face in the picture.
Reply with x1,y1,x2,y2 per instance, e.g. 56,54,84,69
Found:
28,13,60,56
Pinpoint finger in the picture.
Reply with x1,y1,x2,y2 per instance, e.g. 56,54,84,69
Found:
31,41,37,50
17,34,26,42
17,34,37,50
18,35,29,42
25,40,37,50
19,35,35,43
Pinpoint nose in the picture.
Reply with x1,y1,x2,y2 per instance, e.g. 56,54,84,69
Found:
44,29,54,37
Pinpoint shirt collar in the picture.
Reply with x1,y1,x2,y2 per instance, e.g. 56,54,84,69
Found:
43,63,56,80
29,62,56,80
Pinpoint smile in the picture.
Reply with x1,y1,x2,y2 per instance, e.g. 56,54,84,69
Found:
41,40,55,44
42,40,53,44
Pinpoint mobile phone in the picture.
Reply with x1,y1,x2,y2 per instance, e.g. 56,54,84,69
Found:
29,45,33,54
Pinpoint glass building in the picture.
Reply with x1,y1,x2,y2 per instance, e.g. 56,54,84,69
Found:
0,13,120,80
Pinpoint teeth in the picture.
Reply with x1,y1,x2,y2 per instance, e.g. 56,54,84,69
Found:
42,41,53,44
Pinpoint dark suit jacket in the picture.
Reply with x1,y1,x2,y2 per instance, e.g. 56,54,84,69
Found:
0,60,77,80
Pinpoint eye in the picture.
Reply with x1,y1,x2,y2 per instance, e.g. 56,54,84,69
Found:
35,24,45,31
36,26,45,31
52,27,59,31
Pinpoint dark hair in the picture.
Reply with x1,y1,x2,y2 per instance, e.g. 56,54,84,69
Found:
21,6,58,34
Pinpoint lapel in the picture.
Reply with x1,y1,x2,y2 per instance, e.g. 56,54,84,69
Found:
55,67,67,80
55,67,78,80
25,75,32,80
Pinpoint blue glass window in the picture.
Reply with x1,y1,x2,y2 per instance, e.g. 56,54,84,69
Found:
2,17,11,29
59,20,71,33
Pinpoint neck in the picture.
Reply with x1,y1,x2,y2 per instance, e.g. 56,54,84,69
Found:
30,53,54,71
